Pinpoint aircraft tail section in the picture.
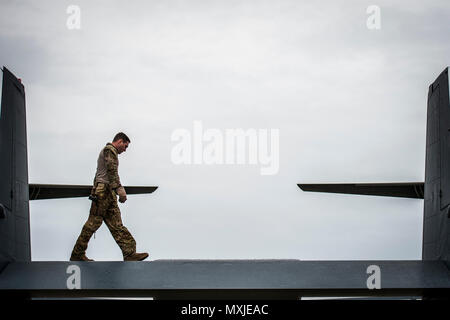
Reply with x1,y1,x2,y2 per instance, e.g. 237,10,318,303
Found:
0,67,31,262
298,68,450,264
29,184,158,200
423,68,450,262
298,183,424,199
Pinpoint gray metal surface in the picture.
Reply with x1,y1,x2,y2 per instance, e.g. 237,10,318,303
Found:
0,67,31,262
298,183,424,199
423,68,450,262
29,184,158,200
0,260,449,299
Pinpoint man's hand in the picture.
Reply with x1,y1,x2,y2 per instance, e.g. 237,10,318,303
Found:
116,186,127,203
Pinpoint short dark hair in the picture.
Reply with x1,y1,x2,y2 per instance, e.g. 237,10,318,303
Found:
113,132,130,143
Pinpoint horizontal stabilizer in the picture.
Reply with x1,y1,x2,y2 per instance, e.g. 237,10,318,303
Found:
298,182,424,199
29,184,158,200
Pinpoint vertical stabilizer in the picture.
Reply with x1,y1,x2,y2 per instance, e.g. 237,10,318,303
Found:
423,67,450,263
0,67,31,262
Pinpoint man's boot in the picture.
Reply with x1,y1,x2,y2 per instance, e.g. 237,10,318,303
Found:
124,252,149,261
70,254,94,261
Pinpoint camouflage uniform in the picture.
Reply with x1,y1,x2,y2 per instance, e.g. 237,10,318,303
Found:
71,143,136,259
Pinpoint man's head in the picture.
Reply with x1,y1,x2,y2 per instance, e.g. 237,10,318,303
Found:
112,132,130,154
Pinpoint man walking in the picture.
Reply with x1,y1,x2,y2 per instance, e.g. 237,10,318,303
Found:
70,132,149,261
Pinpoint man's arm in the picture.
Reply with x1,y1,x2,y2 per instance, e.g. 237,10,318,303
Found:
104,149,121,190
104,149,127,203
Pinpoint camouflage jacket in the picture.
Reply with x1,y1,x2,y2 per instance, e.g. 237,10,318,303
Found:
94,143,122,189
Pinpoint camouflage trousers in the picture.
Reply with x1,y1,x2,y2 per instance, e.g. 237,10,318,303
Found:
71,183,136,259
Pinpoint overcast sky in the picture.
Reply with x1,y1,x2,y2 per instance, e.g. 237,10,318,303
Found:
1,0,449,261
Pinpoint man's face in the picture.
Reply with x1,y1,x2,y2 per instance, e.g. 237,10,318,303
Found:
116,139,130,154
